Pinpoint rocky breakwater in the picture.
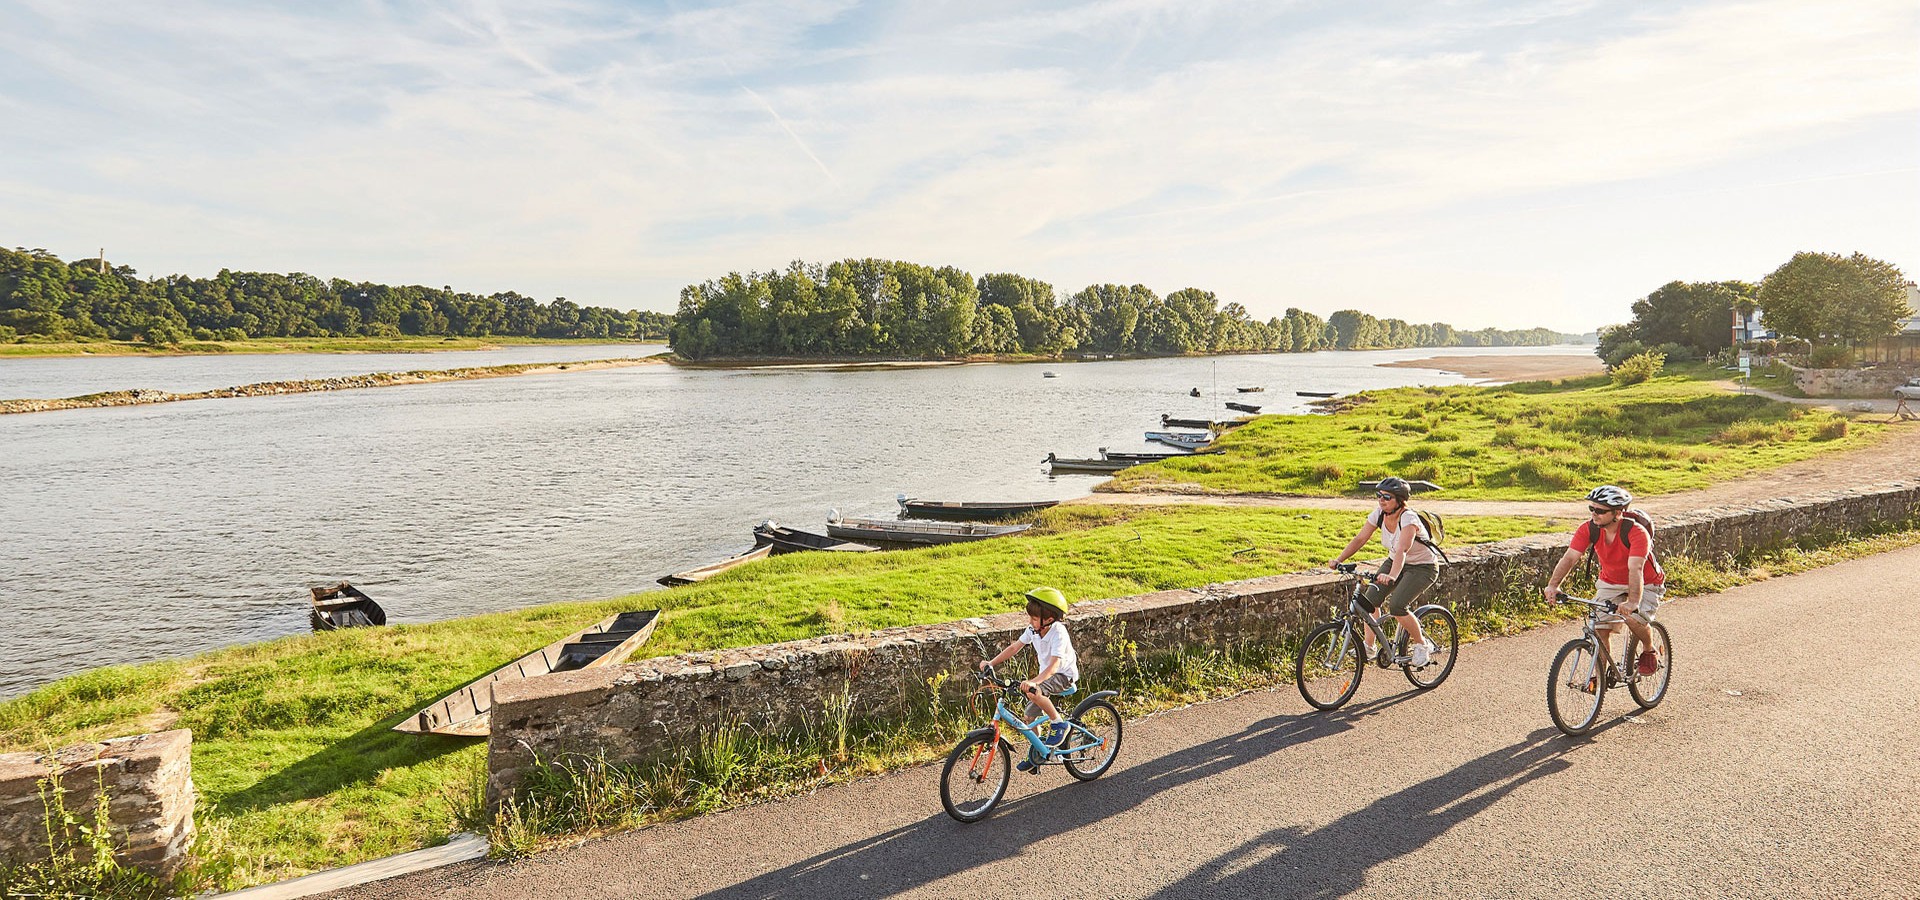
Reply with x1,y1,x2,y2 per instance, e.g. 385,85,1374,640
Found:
0,356,666,415
0,730,196,877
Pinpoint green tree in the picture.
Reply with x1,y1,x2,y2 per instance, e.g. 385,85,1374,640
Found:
1759,252,1911,345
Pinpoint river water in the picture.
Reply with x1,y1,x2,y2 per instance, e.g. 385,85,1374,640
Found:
0,344,1593,698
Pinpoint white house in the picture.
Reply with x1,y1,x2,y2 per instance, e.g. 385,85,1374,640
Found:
1900,280,1920,334
1731,307,1772,343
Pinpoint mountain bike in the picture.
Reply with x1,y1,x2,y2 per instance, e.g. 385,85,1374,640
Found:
1545,590,1674,736
1294,563,1459,711
938,665,1122,823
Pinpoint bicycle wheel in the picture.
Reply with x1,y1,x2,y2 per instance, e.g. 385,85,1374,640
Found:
1547,638,1607,736
1296,621,1364,711
1063,700,1123,781
1401,605,1459,690
1627,622,1673,709
939,732,1012,823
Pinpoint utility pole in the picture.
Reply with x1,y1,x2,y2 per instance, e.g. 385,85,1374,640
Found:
99,248,106,275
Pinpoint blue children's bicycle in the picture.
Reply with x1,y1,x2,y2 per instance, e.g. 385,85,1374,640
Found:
938,664,1123,822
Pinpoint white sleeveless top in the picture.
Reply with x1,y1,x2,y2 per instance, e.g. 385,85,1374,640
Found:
1369,508,1439,566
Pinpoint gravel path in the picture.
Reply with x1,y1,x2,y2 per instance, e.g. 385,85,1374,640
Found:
330,544,1920,900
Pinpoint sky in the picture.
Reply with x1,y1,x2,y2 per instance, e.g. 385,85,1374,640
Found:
1,0,1915,333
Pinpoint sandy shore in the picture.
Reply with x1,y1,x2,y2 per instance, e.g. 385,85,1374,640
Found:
0,356,667,415
1379,353,1603,382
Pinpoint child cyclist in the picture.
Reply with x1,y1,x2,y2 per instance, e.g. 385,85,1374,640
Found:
979,587,1079,770
1326,475,1441,666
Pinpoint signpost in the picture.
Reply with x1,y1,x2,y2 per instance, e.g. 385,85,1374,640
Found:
1738,353,1751,393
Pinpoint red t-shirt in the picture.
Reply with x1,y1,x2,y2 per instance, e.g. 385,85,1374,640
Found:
1569,520,1665,585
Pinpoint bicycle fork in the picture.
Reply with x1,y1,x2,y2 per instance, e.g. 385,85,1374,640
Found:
970,722,1002,782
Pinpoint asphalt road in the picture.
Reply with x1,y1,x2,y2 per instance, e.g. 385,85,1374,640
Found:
336,545,1920,900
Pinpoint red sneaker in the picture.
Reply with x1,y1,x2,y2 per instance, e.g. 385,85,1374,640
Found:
1637,649,1660,675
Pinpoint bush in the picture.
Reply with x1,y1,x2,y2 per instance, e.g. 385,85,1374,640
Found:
1602,339,1648,369
1610,351,1665,386
1775,337,1811,360
1808,344,1854,368
218,327,250,341
1654,342,1695,363
1307,462,1345,484
1716,420,1796,444
1812,417,1849,441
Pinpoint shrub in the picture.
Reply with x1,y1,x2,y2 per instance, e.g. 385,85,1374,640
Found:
1399,445,1441,462
1808,344,1854,368
218,327,249,341
1307,462,1345,484
0,325,16,342
1654,342,1695,363
1775,337,1811,360
1602,339,1648,369
1716,420,1795,444
1812,417,1849,441
1610,351,1665,386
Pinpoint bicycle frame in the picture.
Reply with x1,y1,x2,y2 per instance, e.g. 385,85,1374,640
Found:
967,668,1105,775
1558,594,1645,687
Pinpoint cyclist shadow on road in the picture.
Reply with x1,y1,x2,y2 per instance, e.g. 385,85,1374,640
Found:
695,695,1422,899
1150,729,1578,899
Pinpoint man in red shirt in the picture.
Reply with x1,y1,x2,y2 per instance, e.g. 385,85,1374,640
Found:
1543,485,1665,678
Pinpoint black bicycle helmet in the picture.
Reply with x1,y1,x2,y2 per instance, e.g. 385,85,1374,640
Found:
1375,476,1412,502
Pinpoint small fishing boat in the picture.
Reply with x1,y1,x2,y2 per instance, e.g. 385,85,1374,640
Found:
1099,447,1190,461
1043,371,1058,378
826,512,1033,545
753,520,878,554
1296,390,1337,398
1226,401,1262,413
1236,386,1265,393
393,609,660,736
1359,479,1443,494
1146,431,1212,449
1188,387,1201,397
1161,415,1217,429
1046,453,1136,474
657,544,773,586
897,495,1061,520
309,582,386,631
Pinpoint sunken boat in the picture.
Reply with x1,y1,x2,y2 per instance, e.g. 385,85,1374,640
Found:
896,495,1061,520
394,609,660,736
753,520,878,554
309,582,386,631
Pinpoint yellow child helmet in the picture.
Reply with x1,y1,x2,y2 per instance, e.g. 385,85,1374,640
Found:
1024,587,1070,618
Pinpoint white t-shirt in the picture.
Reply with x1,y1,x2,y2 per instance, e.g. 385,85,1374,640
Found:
1019,622,1079,681
1369,508,1439,567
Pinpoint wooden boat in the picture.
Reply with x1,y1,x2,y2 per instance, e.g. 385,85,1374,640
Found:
1042,371,1058,378
753,520,877,554
1046,453,1136,474
897,495,1061,520
826,513,1033,545
1146,431,1212,449
657,544,773,586
1359,479,1443,494
394,610,660,736
1099,447,1189,461
1296,390,1337,398
310,582,386,631
1236,386,1265,393
1226,401,1262,413
1161,414,1247,430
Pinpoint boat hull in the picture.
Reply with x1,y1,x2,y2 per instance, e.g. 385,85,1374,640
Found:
394,610,660,736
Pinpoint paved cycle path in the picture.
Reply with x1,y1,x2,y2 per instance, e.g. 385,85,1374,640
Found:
335,545,1920,900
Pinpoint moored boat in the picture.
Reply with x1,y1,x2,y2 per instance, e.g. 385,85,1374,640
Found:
1161,414,1247,430
826,513,1033,545
1046,453,1136,474
1099,447,1189,461
393,609,661,736
1225,401,1262,413
1146,430,1212,449
753,520,878,554
1236,386,1265,393
309,582,386,631
657,544,773,586
897,495,1061,520
1296,390,1337,398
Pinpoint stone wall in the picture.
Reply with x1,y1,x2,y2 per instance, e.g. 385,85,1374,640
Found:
0,729,195,877
1791,363,1920,398
487,485,1919,803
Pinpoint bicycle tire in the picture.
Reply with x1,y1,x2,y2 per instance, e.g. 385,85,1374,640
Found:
1627,622,1673,709
1402,605,1459,690
939,732,1012,823
1547,638,1607,736
1296,620,1364,711
1063,700,1123,781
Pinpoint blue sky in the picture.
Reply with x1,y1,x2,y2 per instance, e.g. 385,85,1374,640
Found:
2,0,1914,332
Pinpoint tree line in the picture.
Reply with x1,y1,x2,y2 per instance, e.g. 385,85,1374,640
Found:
1596,251,1911,367
0,247,672,345
668,258,1572,360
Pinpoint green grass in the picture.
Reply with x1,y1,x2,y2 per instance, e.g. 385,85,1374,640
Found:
1108,370,1883,499
0,506,1556,887
0,336,662,358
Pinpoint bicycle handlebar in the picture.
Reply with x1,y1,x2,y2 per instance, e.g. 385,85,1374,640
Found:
1546,589,1612,611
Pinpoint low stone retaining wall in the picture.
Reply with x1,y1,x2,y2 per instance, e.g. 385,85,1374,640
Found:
1791,364,1919,398
0,729,196,877
486,485,1919,803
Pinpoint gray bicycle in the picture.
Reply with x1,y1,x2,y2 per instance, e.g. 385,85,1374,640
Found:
1545,590,1674,736
1295,563,1458,711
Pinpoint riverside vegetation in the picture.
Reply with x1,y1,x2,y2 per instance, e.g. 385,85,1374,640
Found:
0,365,1904,892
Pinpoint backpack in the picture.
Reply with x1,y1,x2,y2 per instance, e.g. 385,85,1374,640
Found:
1373,508,1449,564
1582,509,1660,580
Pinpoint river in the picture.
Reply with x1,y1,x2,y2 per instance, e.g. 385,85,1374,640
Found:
0,344,1594,698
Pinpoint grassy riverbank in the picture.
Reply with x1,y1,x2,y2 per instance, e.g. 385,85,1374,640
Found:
0,336,665,358
1108,368,1882,498
0,506,1557,887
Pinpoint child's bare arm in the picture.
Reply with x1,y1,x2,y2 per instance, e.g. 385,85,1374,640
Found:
980,639,1021,670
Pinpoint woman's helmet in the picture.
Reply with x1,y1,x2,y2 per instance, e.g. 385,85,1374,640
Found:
1025,587,1070,617
1586,484,1633,509
1376,476,1412,502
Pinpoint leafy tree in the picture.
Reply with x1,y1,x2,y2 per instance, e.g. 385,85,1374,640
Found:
1759,252,1911,345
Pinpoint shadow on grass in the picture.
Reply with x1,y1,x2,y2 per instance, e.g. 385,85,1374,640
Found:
213,710,477,814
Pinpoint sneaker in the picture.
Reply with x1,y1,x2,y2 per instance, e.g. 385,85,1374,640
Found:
1637,649,1659,675
1044,721,1071,748
1017,748,1042,774
1410,642,1431,668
